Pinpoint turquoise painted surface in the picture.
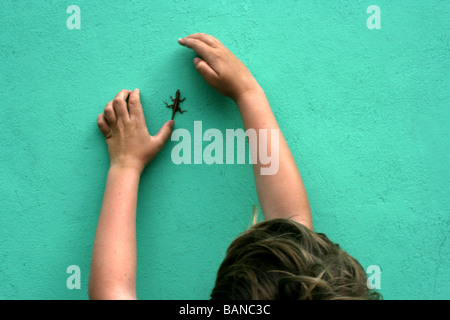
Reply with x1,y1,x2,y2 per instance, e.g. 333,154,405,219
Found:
0,1,449,299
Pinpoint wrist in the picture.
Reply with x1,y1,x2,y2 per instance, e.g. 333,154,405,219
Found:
109,161,144,176
234,85,265,106
108,153,151,174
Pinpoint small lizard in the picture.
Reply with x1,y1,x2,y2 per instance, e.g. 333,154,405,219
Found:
164,89,186,120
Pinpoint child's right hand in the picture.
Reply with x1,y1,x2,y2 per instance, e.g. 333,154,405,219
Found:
178,33,260,102
97,89,174,174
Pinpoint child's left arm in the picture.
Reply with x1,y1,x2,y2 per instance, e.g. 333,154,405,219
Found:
88,89,174,300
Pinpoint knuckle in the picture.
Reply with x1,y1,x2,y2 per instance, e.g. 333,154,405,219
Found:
113,97,122,104
116,120,126,131
128,96,139,105
104,105,113,114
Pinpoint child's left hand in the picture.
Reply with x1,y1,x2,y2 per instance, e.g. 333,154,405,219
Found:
97,89,174,173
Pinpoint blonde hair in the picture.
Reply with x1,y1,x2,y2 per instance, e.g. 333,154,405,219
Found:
248,205,258,228
211,218,382,300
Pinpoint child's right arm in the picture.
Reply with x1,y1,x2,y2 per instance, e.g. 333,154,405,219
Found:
179,34,313,230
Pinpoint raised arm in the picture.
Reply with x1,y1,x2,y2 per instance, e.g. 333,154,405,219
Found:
178,34,313,230
89,89,174,299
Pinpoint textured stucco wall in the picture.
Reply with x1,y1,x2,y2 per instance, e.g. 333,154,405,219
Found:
0,1,449,299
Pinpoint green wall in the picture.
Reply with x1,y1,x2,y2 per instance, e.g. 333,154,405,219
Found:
0,1,448,299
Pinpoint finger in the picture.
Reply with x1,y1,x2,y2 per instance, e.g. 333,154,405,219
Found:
183,33,222,48
153,120,175,148
113,89,131,121
97,113,111,138
128,88,144,120
193,57,219,84
104,101,116,125
178,37,213,61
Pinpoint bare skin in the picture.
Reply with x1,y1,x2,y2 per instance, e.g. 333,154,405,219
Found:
89,89,173,300
89,33,312,300
178,33,313,229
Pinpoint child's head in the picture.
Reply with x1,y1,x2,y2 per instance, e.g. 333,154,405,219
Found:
211,218,381,300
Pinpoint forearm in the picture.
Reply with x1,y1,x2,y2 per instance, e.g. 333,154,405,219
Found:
177,33,312,228
236,86,313,229
88,165,140,299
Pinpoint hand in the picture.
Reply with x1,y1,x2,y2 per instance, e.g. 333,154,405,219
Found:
97,89,174,173
178,33,260,102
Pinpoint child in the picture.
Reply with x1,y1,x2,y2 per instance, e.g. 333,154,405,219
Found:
88,33,381,300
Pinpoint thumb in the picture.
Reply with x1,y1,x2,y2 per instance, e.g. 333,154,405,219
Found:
153,120,175,146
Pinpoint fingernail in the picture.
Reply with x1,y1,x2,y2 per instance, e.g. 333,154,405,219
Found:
193,57,200,64
168,120,175,128
178,38,184,44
